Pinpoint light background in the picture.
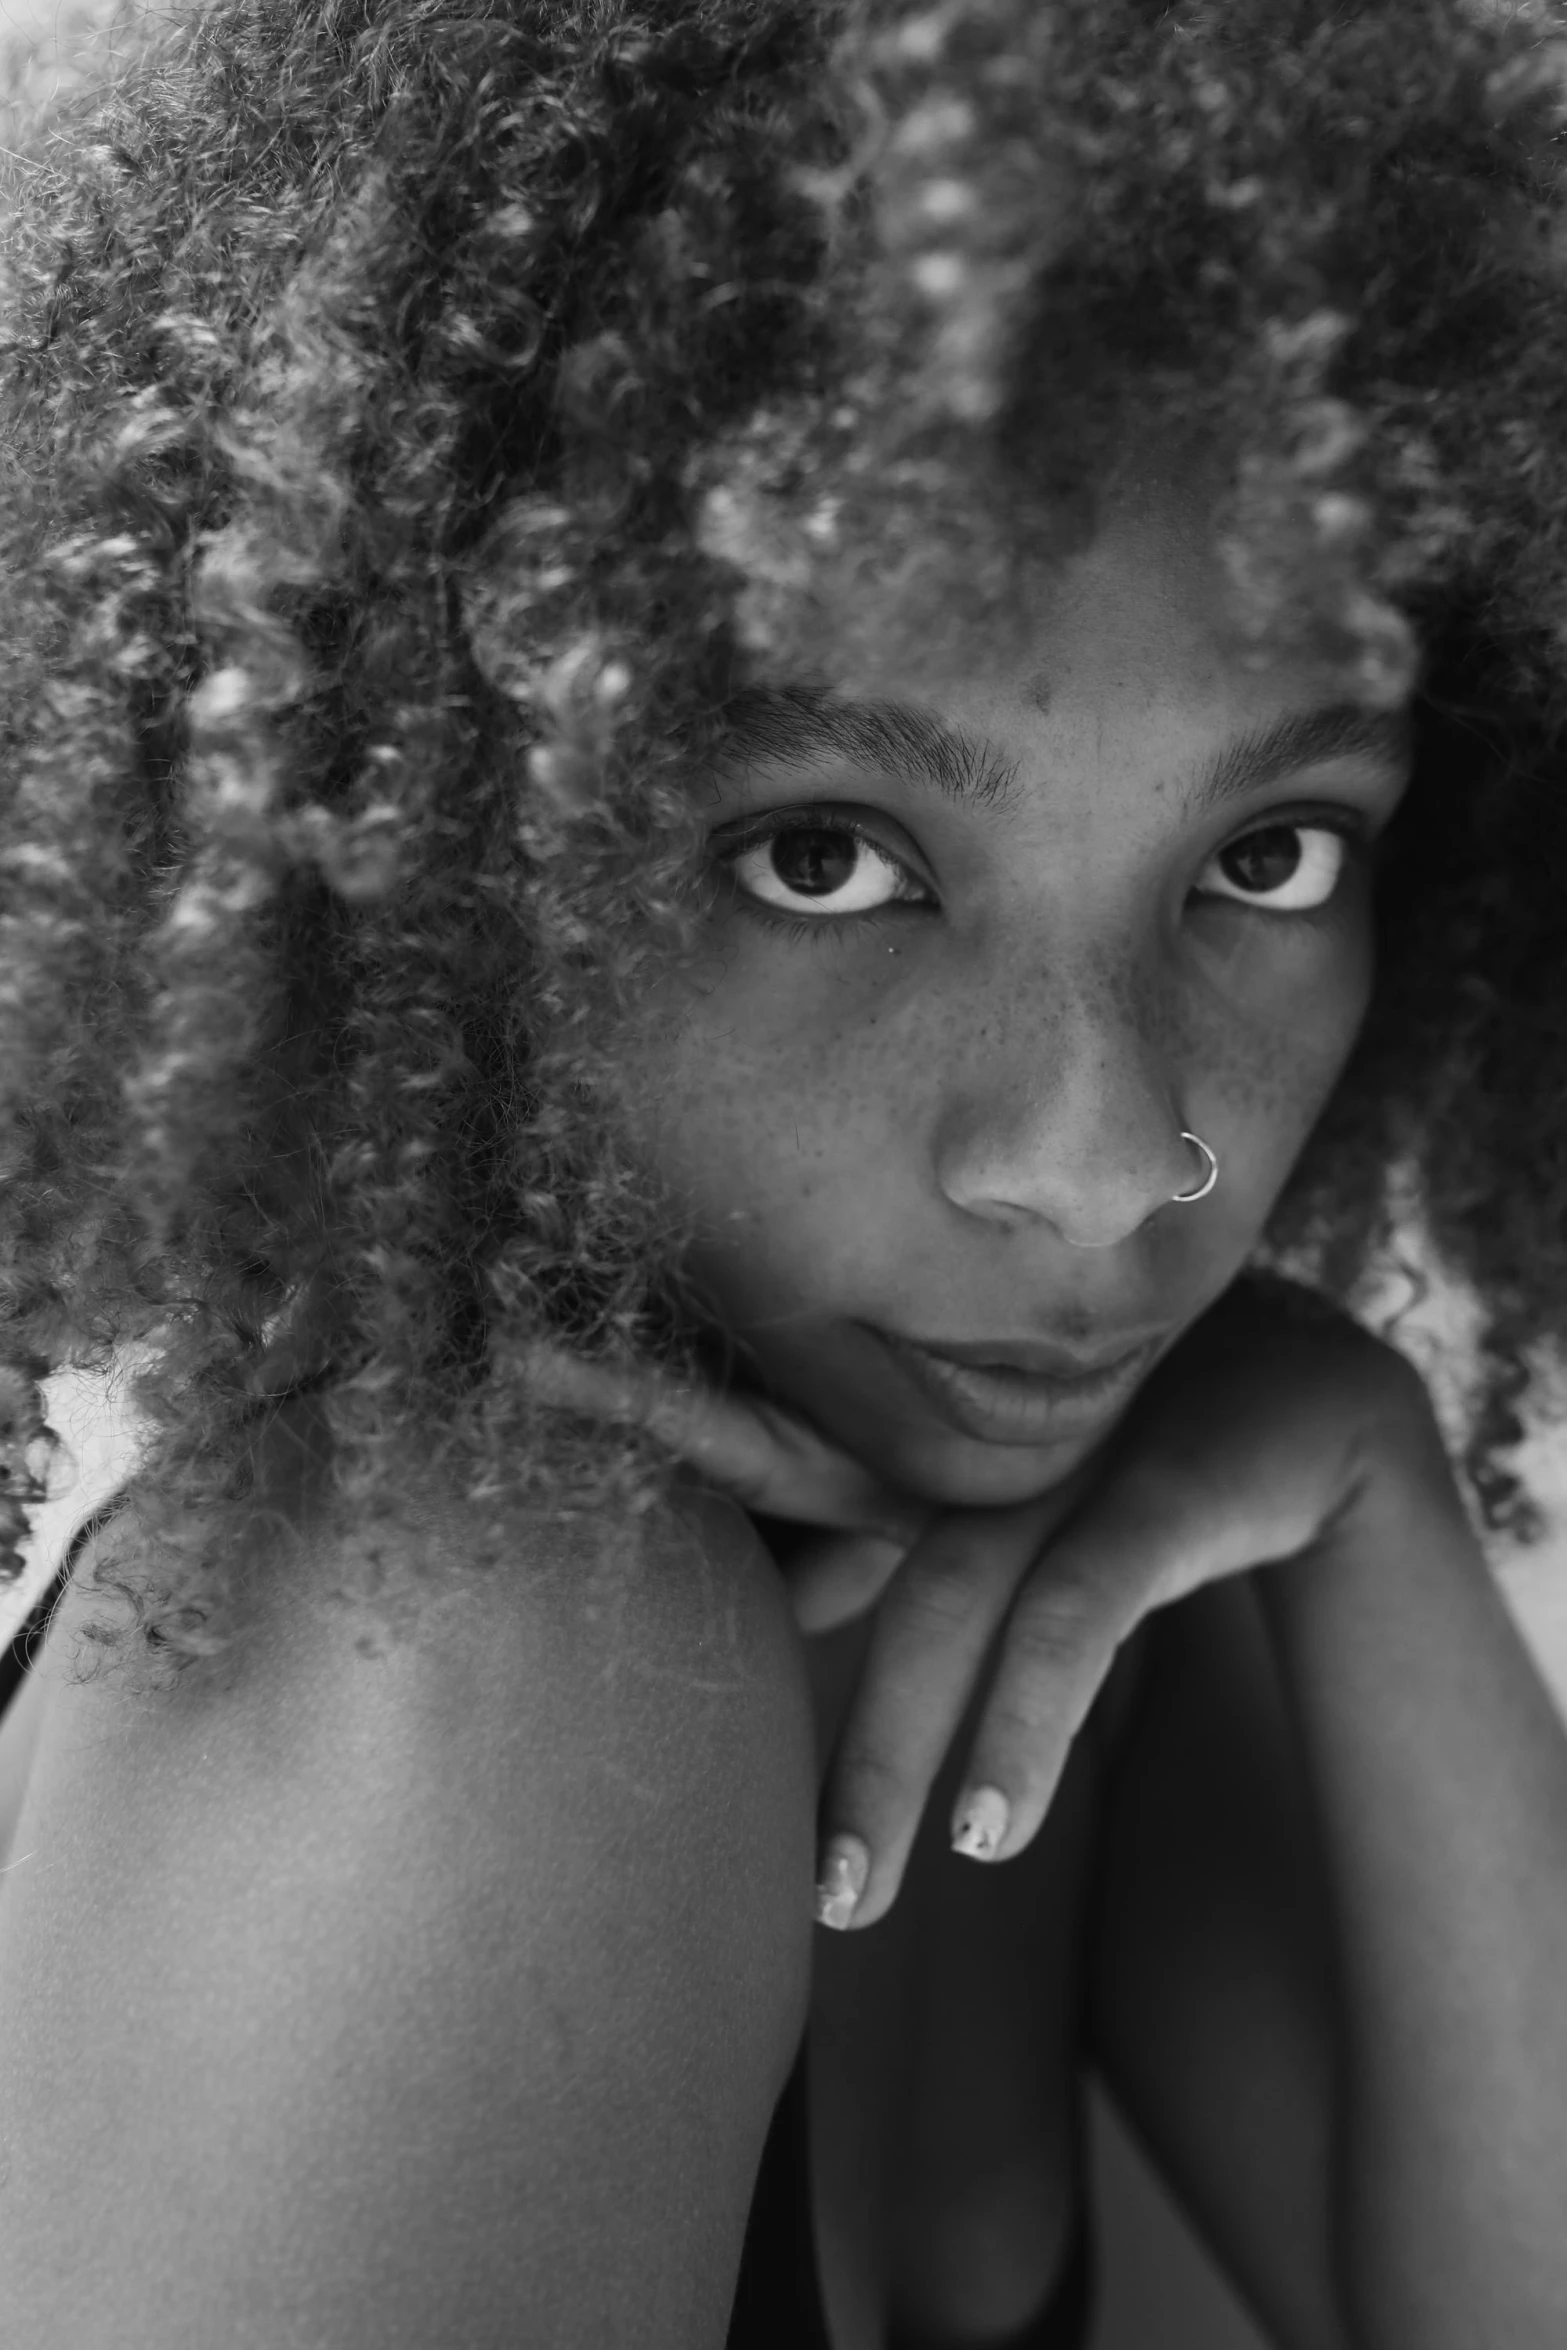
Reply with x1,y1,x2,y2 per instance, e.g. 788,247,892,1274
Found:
3,3,1566,2336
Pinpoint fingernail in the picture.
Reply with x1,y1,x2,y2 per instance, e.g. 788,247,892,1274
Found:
814,1836,869,1930
952,1785,1010,1862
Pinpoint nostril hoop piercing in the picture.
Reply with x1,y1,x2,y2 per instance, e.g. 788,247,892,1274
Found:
1171,1130,1218,1204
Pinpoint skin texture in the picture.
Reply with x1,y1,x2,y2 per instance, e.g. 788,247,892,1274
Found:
0,1425,818,2350
4,0,1567,2328
629,457,1409,1513
8,454,1567,2350
600,457,1567,2345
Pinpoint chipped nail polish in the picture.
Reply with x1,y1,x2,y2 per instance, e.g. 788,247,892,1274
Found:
814,1836,869,1930
952,1785,1009,1861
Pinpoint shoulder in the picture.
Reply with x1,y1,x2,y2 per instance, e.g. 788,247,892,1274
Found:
21,1427,819,2013
36,1405,811,1753
0,1436,815,2347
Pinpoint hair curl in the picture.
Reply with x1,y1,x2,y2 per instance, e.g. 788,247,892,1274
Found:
2,0,1566,1658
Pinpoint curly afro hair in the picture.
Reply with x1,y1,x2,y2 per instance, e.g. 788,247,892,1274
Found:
2,0,1567,1660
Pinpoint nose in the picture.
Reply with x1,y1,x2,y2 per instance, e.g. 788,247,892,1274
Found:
930,969,1198,1250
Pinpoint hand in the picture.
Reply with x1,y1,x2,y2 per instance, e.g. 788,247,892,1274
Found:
813,1278,1448,1929
522,1340,931,1614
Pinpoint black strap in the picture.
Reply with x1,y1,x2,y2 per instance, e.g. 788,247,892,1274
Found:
727,2040,834,2350
0,1487,134,1721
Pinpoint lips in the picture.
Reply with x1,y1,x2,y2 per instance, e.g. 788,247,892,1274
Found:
888,1331,1160,1377
868,1325,1162,1447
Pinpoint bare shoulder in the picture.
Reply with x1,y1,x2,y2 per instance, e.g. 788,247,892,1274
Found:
0,1428,814,2349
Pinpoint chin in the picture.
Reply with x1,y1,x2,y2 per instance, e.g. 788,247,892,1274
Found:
869,1424,1103,1511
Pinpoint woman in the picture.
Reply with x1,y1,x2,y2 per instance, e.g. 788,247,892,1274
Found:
1,1,1567,2344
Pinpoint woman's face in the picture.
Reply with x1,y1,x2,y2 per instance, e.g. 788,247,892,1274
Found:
628,477,1412,1509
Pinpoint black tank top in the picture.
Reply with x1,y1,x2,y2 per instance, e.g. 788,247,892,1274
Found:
726,2044,1095,2350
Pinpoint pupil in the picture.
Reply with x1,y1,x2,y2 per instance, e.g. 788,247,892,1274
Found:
771,827,858,897
1220,826,1302,893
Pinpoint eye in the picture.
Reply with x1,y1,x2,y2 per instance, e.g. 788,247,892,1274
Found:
1193,822,1348,912
724,819,928,918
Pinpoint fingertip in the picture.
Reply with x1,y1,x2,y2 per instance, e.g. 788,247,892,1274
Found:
874,1502,930,1549
788,1532,907,1635
814,1833,869,1931
951,1783,1011,1862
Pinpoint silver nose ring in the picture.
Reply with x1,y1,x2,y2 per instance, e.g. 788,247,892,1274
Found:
1170,1130,1218,1204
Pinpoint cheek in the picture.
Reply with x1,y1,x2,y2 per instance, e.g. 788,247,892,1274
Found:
617,949,909,1298
619,900,1373,1342
1184,904,1374,1184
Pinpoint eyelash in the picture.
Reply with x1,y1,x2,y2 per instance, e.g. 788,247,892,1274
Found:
714,808,930,941
714,804,1373,934
1198,812,1371,904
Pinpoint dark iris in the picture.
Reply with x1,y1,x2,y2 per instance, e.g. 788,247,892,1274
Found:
1218,825,1302,893
770,826,859,897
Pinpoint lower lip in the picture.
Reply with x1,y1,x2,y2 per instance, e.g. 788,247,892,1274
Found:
870,1330,1156,1447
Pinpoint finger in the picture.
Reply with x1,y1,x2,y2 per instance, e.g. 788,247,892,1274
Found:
735,1390,926,1541
523,1343,923,1541
784,1529,909,1635
947,1477,1189,1867
816,1497,1062,1933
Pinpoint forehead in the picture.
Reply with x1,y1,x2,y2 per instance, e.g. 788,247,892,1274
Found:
769,466,1381,791
1010,502,1242,721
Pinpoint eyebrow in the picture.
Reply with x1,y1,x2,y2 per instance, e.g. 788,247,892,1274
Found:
720,683,1023,807
1188,703,1412,817
720,683,1410,816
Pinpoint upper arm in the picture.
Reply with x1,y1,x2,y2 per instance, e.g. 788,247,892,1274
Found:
0,1485,815,2349
1086,1577,1351,2350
